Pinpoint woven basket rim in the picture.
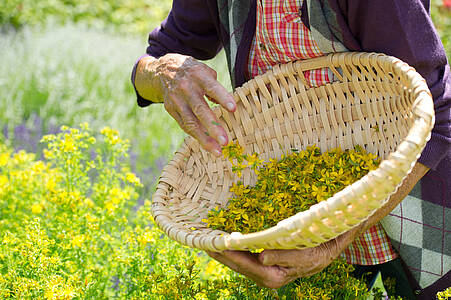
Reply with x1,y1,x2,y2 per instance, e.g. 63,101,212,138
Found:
152,52,435,251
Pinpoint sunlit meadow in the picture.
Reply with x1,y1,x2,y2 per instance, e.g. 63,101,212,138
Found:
0,0,449,298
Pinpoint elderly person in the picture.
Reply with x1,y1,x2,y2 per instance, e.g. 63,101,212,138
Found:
132,0,451,298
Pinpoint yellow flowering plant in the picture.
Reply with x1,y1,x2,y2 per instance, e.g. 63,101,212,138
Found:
0,125,400,299
437,287,451,300
202,142,385,299
204,142,380,234
0,125,258,299
0,125,329,299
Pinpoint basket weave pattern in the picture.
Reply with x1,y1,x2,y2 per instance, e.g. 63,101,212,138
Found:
152,52,434,252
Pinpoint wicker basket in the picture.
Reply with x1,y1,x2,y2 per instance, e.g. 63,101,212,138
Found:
152,52,434,252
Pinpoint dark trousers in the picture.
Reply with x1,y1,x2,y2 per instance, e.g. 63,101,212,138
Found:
352,258,417,299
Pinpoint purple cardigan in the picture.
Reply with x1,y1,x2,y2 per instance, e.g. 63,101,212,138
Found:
133,0,451,172
132,0,451,296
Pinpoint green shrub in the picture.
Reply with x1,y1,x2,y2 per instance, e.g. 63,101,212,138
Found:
0,124,377,299
0,124,228,299
0,0,171,36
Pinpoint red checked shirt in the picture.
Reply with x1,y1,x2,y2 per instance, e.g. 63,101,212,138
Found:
248,0,398,265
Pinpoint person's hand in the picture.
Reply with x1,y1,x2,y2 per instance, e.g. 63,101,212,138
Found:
135,54,236,156
207,223,364,289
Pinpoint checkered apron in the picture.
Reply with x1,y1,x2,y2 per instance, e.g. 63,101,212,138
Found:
248,0,398,266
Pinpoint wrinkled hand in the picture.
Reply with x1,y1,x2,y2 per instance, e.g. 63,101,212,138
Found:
138,53,236,156
207,224,364,289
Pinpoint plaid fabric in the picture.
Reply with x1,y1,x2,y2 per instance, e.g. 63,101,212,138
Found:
341,223,397,265
248,0,397,266
381,170,451,289
248,0,333,87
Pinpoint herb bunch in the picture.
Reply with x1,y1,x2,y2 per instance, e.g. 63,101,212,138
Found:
204,142,380,234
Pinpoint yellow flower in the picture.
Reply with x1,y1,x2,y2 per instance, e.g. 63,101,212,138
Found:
261,202,274,213
2,232,17,245
105,200,116,212
437,287,451,300
205,260,218,275
44,279,76,300
0,174,8,187
222,142,244,160
84,197,95,208
79,122,89,130
125,172,142,186
13,150,33,164
0,153,8,166
71,234,86,248
31,161,46,174
312,185,327,201
137,230,155,246
31,203,44,214
85,214,97,223
246,153,263,169
61,134,76,152
230,182,249,197
101,126,121,145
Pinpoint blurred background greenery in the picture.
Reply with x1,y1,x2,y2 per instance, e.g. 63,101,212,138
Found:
0,0,231,197
0,0,449,195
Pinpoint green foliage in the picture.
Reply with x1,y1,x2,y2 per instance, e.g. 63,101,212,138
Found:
0,124,377,299
0,0,448,298
0,0,171,36
293,261,369,299
0,24,187,194
431,0,451,59
0,24,230,191
207,143,379,234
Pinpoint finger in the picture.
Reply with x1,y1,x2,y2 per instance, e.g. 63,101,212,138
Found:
184,90,229,147
184,62,235,113
199,76,236,113
259,249,315,267
165,96,222,156
284,264,322,278
179,108,222,156
259,249,329,278
174,78,228,147
207,250,288,288
262,247,341,278
207,250,262,274
282,266,303,279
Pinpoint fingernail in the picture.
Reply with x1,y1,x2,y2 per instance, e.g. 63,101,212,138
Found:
226,102,235,111
218,136,227,146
